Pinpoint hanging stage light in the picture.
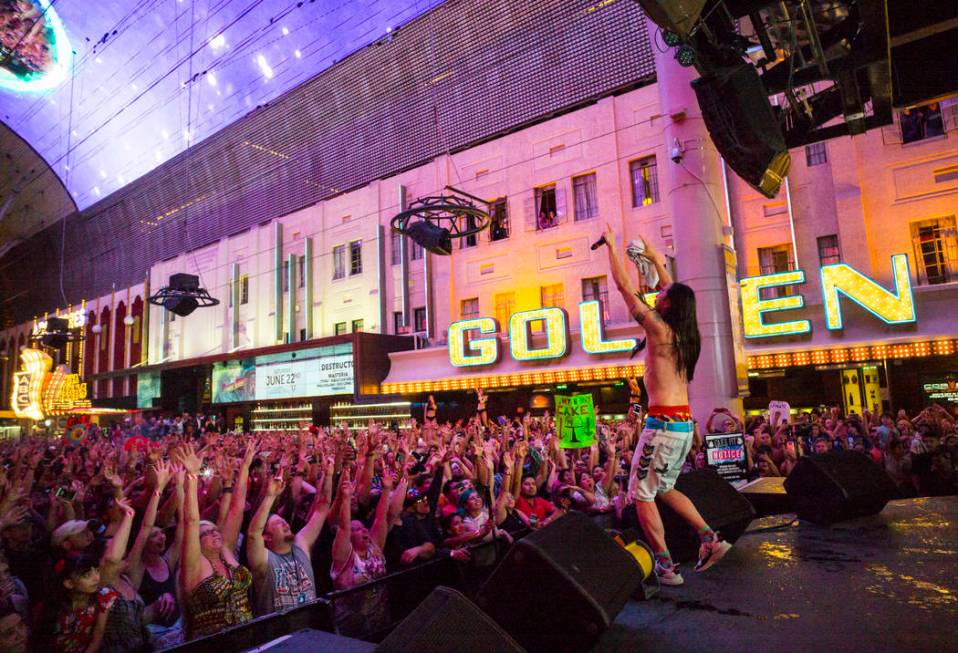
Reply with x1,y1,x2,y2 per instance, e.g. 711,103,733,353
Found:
661,30,682,47
391,187,491,256
675,44,697,67
148,273,219,317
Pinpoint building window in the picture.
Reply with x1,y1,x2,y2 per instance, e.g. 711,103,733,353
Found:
535,184,558,230
900,102,945,144
240,275,249,305
540,283,564,310
805,142,828,166
410,240,424,261
460,213,478,249
352,319,364,333
414,307,427,333
461,297,479,319
282,260,290,292
334,322,347,336
300,328,307,342
393,311,404,334
582,276,610,322
490,198,509,241
817,235,841,266
333,245,345,280
494,292,515,329
391,231,402,265
350,240,362,275
758,244,795,297
630,156,659,207
572,173,598,221
298,255,306,288
911,216,958,285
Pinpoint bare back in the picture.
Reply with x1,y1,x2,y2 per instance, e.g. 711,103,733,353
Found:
642,320,690,407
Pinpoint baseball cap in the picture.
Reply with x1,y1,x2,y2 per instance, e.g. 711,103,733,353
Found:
51,520,90,548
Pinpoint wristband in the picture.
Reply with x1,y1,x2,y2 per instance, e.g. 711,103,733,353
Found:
152,490,162,497
186,473,198,481
222,487,234,493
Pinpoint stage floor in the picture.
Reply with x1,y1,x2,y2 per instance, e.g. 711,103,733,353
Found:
598,497,958,652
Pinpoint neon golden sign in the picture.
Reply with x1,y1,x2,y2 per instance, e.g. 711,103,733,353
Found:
11,349,52,421
740,254,916,338
448,304,635,367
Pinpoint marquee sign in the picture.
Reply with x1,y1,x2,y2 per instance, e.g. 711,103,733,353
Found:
740,254,915,339
11,349,52,420
447,254,919,368
449,302,636,367
10,348,90,420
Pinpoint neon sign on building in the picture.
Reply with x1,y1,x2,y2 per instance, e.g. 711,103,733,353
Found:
740,254,916,338
449,305,635,367
447,254,918,367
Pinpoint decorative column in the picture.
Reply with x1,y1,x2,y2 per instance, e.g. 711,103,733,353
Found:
648,17,744,417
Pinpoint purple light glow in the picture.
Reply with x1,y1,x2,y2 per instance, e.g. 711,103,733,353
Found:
0,0,443,217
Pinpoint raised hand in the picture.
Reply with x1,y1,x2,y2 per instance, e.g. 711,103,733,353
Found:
154,459,172,491
265,475,286,497
115,497,136,519
175,444,202,475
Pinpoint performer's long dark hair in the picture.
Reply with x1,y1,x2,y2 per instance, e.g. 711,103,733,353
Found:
659,282,701,382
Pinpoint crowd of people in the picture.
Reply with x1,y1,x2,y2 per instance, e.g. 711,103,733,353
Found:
0,393,955,652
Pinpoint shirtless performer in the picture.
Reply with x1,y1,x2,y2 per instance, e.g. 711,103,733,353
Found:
602,223,731,586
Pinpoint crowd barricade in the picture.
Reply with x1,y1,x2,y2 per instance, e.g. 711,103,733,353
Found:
170,597,335,652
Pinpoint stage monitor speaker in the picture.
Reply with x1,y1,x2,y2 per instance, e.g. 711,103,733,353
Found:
784,451,896,525
692,63,790,198
635,0,707,38
376,586,523,653
740,476,792,517
475,511,641,653
657,468,755,563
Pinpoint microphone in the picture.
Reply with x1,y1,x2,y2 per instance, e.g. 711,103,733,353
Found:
590,235,607,251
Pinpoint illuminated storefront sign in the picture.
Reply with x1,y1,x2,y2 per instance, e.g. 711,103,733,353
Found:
922,377,958,405
740,254,916,338
255,353,355,400
11,349,52,420
509,308,568,361
579,301,636,355
33,309,87,335
445,254,919,368
448,318,499,367
10,349,90,421
449,303,635,367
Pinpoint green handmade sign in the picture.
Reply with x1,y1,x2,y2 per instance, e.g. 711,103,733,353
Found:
555,394,596,448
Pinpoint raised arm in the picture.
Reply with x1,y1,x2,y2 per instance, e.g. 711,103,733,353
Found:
370,470,397,550
643,237,672,287
247,475,284,577
128,461,172,590
602,224,668,339
221,441,256,554
174,444,204,594
100,497,136,587
295,477,331,556
331,471,354,569
167,465,185,570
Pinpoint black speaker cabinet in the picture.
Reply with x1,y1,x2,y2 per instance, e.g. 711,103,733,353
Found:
656,468,755,563
475,511,641,653
376,586,523,653
784,451,896,525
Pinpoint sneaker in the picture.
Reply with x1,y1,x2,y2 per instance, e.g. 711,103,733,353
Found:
695,538,732,572
654,562,684,586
